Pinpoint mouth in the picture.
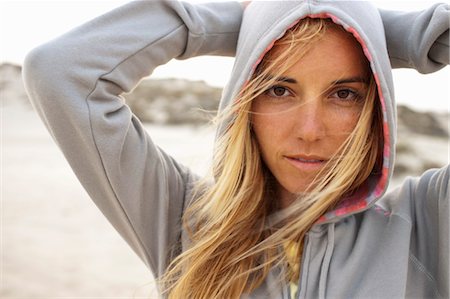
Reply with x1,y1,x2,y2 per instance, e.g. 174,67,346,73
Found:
289,157,325,163
286,154,327,162
284,155,327,171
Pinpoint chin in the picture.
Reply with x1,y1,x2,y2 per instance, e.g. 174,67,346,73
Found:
282,182,314,196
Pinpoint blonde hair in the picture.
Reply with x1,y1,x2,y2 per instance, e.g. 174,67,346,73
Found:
159,18,383,298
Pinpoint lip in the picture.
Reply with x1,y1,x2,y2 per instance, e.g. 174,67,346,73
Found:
283,155,328,172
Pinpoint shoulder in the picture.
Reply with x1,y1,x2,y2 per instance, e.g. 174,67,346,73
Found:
374,165,449,223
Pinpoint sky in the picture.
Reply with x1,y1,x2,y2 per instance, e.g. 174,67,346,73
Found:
1,0,449,113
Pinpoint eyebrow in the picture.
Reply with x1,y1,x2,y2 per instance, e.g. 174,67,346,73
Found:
264,75,297,84
263,75,368,85
331,77,368,85
275,76,297,84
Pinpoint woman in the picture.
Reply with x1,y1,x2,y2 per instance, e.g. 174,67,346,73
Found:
23,1,449,298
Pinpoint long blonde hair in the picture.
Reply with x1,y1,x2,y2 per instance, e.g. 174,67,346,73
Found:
159,18,383,298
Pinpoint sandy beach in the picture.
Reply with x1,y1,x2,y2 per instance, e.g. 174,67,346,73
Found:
2,103,215,298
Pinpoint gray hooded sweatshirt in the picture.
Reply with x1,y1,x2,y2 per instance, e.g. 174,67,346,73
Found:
23,1,449,298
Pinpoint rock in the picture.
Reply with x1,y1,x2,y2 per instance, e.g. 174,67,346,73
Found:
124,78,222,125
397,105,448,137
0,63,31,107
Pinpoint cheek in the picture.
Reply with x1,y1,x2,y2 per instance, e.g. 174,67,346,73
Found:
252,115,272,147
251,114,284,156
326,108,361,142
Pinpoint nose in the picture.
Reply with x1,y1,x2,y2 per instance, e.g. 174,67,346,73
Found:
291,98,325,142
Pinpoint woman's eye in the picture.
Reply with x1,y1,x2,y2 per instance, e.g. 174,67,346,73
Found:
266,86,292,97
331,89,361,101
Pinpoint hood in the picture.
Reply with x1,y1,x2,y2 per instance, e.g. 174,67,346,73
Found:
218,0,396,224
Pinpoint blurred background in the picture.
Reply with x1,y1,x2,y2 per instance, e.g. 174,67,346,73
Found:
1,0,449,298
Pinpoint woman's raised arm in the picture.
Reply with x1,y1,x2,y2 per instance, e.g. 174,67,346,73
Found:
22,0,242,277
380,3,449,73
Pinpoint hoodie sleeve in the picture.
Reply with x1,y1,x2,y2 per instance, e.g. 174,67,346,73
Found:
411,165,449,297
22,0,242,277
379,3,450,73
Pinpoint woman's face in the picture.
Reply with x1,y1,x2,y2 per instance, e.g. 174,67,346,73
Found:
251,25,370,207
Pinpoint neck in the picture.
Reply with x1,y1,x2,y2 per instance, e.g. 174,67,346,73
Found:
278,188,299,209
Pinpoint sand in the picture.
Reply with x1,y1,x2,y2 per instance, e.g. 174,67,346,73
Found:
2,103,215,298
